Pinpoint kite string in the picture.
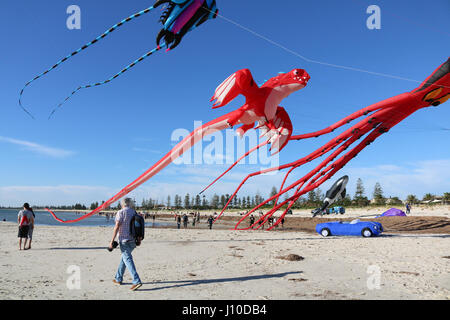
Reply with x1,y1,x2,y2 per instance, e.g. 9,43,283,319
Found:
208,9,450,89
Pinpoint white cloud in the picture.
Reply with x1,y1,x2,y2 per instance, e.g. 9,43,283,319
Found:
0,164,286,207
4,159,447,207
132,147,162,154
345,159,450,199
0,136,75,158
202,152,235,164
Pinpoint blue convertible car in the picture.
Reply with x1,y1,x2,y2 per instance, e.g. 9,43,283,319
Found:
316,220,383,237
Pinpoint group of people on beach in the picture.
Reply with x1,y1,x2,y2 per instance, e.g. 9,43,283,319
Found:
174,212,215,229
249,212,285,230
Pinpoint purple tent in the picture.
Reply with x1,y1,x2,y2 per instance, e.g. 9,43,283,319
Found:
378,208,407,217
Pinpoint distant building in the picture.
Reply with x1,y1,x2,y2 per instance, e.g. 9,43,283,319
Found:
421,197,443,204
383,197,403,205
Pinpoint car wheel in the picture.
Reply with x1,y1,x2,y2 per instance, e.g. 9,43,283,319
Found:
320,228,331,237
361,228,373,238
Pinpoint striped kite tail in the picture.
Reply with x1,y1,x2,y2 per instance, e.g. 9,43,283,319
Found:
47,44,165,119
18,6,155,119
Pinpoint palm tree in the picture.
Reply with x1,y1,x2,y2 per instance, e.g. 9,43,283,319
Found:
422,193,435,202
443,193,450,205
406,194,419,205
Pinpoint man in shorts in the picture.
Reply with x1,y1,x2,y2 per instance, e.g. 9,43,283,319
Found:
18,203,34,250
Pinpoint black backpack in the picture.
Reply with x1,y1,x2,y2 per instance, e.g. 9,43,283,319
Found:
130,212,145,243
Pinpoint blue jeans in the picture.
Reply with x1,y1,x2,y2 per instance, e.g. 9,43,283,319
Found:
115,241,141,285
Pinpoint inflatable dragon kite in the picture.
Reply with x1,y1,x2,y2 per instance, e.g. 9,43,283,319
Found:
47,68,311,223
19,0,219,119
203,58,450,231
47,59,450,227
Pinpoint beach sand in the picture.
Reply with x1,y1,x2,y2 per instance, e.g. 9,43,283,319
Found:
1,206,449,300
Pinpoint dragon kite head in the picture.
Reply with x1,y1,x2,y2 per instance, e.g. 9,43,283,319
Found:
155,0,218,51
263,69,311,95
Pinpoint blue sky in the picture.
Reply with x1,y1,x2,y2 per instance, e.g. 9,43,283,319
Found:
1,0,449,207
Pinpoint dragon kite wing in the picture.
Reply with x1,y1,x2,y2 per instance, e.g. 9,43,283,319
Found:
211,69,260,109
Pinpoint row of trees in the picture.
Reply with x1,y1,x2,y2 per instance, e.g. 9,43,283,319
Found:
349,179,450,206
141,193,268,210
5,179,448,210
405,192,450,204
137,179,449,210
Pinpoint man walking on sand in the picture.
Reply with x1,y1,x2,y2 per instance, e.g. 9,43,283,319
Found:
109,198,142,291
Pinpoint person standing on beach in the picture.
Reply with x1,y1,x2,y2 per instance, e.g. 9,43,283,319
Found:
268,216,274,228
17,203,34,250
109,198,142,291
27,206,35,249
258,212,265,230
207,215,214,230
176,214,181,229
183,214,188,228
406,203,411,215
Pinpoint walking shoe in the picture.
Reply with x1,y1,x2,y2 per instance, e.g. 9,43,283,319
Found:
113,280,122,285
130,283,142,291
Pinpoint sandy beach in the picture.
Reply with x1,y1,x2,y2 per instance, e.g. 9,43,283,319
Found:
0,205,449,300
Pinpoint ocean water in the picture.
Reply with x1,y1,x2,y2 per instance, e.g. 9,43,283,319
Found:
0,209,169,228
